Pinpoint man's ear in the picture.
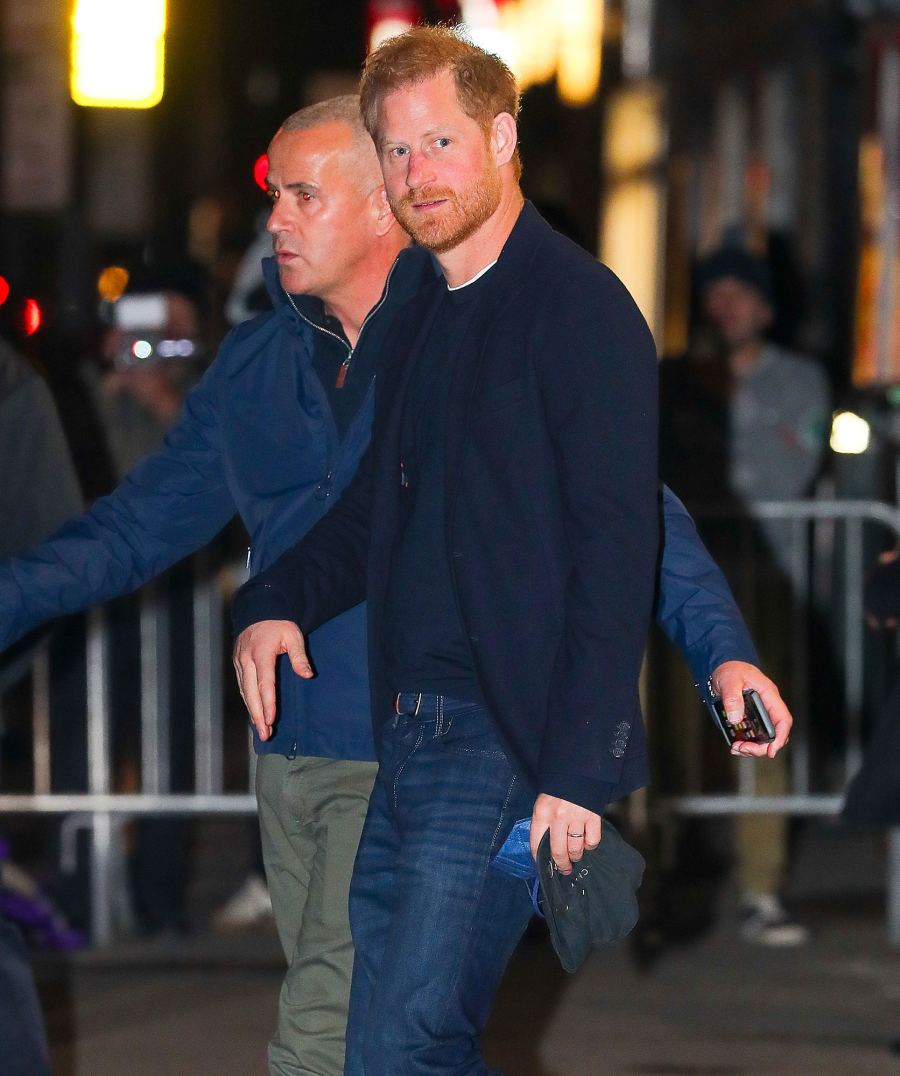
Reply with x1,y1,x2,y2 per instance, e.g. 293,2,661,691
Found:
490,112,518,168
371,185,398,237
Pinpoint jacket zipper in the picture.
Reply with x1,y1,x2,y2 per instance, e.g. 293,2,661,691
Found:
282,258,398,388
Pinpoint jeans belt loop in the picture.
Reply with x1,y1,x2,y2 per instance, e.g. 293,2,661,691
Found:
393,691,423,717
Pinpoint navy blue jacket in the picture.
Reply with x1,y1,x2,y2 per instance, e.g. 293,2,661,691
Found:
0,251,433,759
233,204,757,810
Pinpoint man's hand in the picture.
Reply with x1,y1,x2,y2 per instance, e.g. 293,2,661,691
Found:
529,793,602,876
232,620,313,741
711,660,792,759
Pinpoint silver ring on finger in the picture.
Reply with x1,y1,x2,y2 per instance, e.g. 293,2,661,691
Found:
567,832,583,839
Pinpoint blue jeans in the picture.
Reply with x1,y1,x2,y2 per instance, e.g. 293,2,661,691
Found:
345,695,535,1075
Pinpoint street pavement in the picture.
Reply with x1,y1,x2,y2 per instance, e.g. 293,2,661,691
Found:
35,905,900,1076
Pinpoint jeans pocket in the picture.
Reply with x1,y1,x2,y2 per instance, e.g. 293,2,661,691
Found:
437,707,508,760
389,724,426,811
440,731,508,760
490,816,536,879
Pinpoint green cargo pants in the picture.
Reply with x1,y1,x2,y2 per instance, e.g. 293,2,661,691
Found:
256,754,377,1076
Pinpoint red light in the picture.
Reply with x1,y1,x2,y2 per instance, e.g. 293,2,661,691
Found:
253,153,269,192
23,298,41,336
0,276,9,306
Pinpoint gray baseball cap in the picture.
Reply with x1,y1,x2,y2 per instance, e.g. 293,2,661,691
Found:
537,819,645,973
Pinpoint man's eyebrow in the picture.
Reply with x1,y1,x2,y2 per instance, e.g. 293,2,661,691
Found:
282,181,319,193
380,126,459,147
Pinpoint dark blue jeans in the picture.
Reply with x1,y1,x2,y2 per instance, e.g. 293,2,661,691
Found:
345,695,535,1075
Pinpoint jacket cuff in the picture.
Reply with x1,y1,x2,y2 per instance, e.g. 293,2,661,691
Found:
231,581,298,638
697,646,762,704
537,771,617,816
690,633,760,689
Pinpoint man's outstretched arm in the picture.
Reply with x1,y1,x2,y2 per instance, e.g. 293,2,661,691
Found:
0,364,235,653
657,484,793,758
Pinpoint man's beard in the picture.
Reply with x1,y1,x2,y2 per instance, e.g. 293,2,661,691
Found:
390,166,502,254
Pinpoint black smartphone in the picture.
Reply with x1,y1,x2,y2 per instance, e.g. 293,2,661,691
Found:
708,688,776,746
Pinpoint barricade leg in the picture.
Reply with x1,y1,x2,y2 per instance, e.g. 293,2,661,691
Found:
889,828,900,949
89,812,115,946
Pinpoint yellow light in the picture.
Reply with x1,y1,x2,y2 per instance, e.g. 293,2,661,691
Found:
97,265,130,303
512,0,559,89
369,17,415,54
459,0,519,71
601,177,662,337
599,83,666,342
557,0,603,107
71,0,166,108
603,84,665,176
830,411,872,455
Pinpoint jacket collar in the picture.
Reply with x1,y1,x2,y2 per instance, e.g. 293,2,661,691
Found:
482,199,549,300
261,244,439,334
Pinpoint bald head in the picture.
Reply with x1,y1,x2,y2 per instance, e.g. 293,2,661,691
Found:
264,95,409,337
275,96,379,192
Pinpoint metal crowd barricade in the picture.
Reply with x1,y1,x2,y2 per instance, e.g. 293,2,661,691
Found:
0,554,256,946
656,499,900,947
1,504,899,945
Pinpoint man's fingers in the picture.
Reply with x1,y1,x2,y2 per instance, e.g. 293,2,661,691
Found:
530,821,549,862
531,794,602,874
713,670,744,724
583,815,602,850
238,658,269,741
568,814,602,861
232,621,312,738
731,739,769,758
549,823,573,875
756,686,792,753
567,831,586,863
717,679,745,724
259,675,278,726
287,637,314,678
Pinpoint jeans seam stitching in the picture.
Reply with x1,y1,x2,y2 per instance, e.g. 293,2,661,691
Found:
432,772,521,1044
489,774,518,857
392,725,425,811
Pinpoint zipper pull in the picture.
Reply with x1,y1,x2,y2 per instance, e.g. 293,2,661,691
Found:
336,355,351,388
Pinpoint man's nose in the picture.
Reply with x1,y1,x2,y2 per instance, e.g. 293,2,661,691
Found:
266,200,287,234
406,149,435,190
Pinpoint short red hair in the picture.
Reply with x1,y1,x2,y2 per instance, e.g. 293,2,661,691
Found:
360,25,522,180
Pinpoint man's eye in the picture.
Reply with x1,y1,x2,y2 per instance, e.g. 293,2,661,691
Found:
300,191,314,202
390,146,408,158
266,189,278,202
436,137,451,148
